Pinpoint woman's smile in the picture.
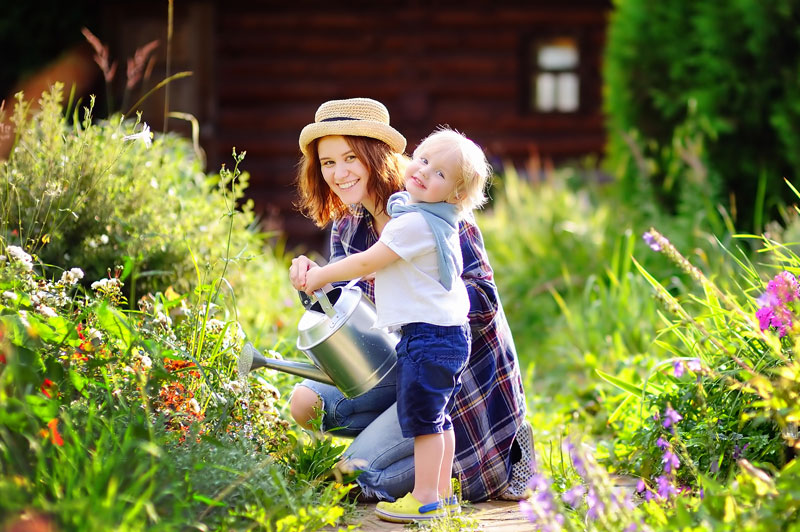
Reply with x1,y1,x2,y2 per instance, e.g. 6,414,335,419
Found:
338,178,359,190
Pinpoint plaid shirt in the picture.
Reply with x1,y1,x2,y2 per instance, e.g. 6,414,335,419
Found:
329,206,527,501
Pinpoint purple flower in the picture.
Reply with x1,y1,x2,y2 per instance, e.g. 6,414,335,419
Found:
672,360,685,377
756,272,800,337
625,524,639,532
662,406,683,429
636,479,646,493
687,358,702,372
662,450,680,473
561,485,586,506
565,440,588,478
643,232,661,251
732,443,750,460
585,487,605,520
656,437,669,449
527,472,549,492
519,499,536,521
767,271,800,304
710,458,720,474
656,475,678,499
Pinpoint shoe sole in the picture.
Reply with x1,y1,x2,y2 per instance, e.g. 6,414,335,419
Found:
375,508,448,523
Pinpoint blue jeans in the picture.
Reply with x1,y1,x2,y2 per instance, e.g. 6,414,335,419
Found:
396,322,470,438
295,368,414,501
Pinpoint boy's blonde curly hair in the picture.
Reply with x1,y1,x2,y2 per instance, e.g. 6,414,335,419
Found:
413,127,492,215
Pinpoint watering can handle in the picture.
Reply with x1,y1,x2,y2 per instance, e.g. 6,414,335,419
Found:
313,289,337,317
298,290,313,309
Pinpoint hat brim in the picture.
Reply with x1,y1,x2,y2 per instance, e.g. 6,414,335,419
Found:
299,120,406,156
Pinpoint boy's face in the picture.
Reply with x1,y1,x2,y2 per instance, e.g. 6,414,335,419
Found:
404,143,460,204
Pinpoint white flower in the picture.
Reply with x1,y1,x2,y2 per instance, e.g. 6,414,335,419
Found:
60,267,84,285
6,246,33,270
2,291,18,301
35,304,58,318
91,278,120,291
100,234,109,245
140,355,152,369
188,398,200,414
123,123,153,148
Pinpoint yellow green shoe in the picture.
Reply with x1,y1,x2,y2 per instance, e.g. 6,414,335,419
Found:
375,492,447,523
442,494,461,515
444,476,462,514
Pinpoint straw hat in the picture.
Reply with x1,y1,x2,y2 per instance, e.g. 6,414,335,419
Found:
298,98,406,156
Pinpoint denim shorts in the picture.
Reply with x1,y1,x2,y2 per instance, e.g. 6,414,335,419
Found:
395,322,470,439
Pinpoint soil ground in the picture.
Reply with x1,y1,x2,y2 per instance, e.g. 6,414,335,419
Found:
323,499,536,531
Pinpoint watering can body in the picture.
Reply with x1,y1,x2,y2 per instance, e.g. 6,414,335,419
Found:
240,285,399,398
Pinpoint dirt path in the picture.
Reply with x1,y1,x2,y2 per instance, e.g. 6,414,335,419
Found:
324,500,536,531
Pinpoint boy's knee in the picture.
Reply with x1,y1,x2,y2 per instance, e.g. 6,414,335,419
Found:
290,386,322,430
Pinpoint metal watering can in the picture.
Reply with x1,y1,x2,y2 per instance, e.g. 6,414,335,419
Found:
237,280,399,398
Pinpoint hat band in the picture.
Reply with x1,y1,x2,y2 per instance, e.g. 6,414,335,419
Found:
320,117,358,122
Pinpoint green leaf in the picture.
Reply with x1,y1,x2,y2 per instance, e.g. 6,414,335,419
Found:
192,493,226,507
596,368,664,397
25,394,58,422
95,304,134,350
69,369,87,395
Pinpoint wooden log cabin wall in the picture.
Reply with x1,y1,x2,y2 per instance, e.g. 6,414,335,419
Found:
102,0,611,254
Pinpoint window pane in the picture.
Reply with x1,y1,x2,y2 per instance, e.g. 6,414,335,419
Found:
537,38,578,70
556,73,579,112
536,73,555,112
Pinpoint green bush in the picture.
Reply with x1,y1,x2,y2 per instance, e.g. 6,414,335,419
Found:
0,83,301,348
604,0,800,233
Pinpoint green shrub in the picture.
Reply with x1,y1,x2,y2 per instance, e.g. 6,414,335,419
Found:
604,0,800,233
0,83,300,349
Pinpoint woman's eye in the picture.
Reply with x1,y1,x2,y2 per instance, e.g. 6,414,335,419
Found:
346,155,357,162
420,157,428,165
321,160,333,167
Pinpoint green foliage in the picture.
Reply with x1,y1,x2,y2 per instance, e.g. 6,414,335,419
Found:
604,0,800,233
0,82,300,347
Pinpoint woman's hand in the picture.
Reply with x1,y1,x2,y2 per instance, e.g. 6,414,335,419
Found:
289,255,319,290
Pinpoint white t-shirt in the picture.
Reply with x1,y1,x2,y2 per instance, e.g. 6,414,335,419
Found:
374,211,469,329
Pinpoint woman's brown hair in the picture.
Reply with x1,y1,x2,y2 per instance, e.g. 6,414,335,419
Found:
296,136,406,227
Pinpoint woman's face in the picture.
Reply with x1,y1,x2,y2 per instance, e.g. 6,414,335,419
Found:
318,135,371,207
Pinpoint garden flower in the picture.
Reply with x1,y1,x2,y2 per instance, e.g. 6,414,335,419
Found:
672,360,685,378
656,437,669,449
123,123,153,148
732,443,750,460
35,304,58,318
60,267,84,285
40,378,56,398
46,418,63,446
662,406,682,429
585,487,605,520
642,231,662,251
655,475,677,499
561,484,586,506
686,358,702,372
662,450,680,473
756,271,800,337
519,471,566,531
6,246,33,271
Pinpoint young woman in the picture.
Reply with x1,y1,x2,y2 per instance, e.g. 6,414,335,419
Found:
287,97,529,503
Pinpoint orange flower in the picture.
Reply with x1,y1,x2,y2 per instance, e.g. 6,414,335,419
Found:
40,378,56,398
47,418,64,446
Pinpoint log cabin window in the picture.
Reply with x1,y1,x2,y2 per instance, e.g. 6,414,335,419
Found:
529,37,580,113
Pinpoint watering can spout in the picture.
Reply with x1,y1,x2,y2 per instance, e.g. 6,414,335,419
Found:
238,342,334,385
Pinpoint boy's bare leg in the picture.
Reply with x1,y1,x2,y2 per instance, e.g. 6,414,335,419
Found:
411,433,444,504
438,429,455,498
